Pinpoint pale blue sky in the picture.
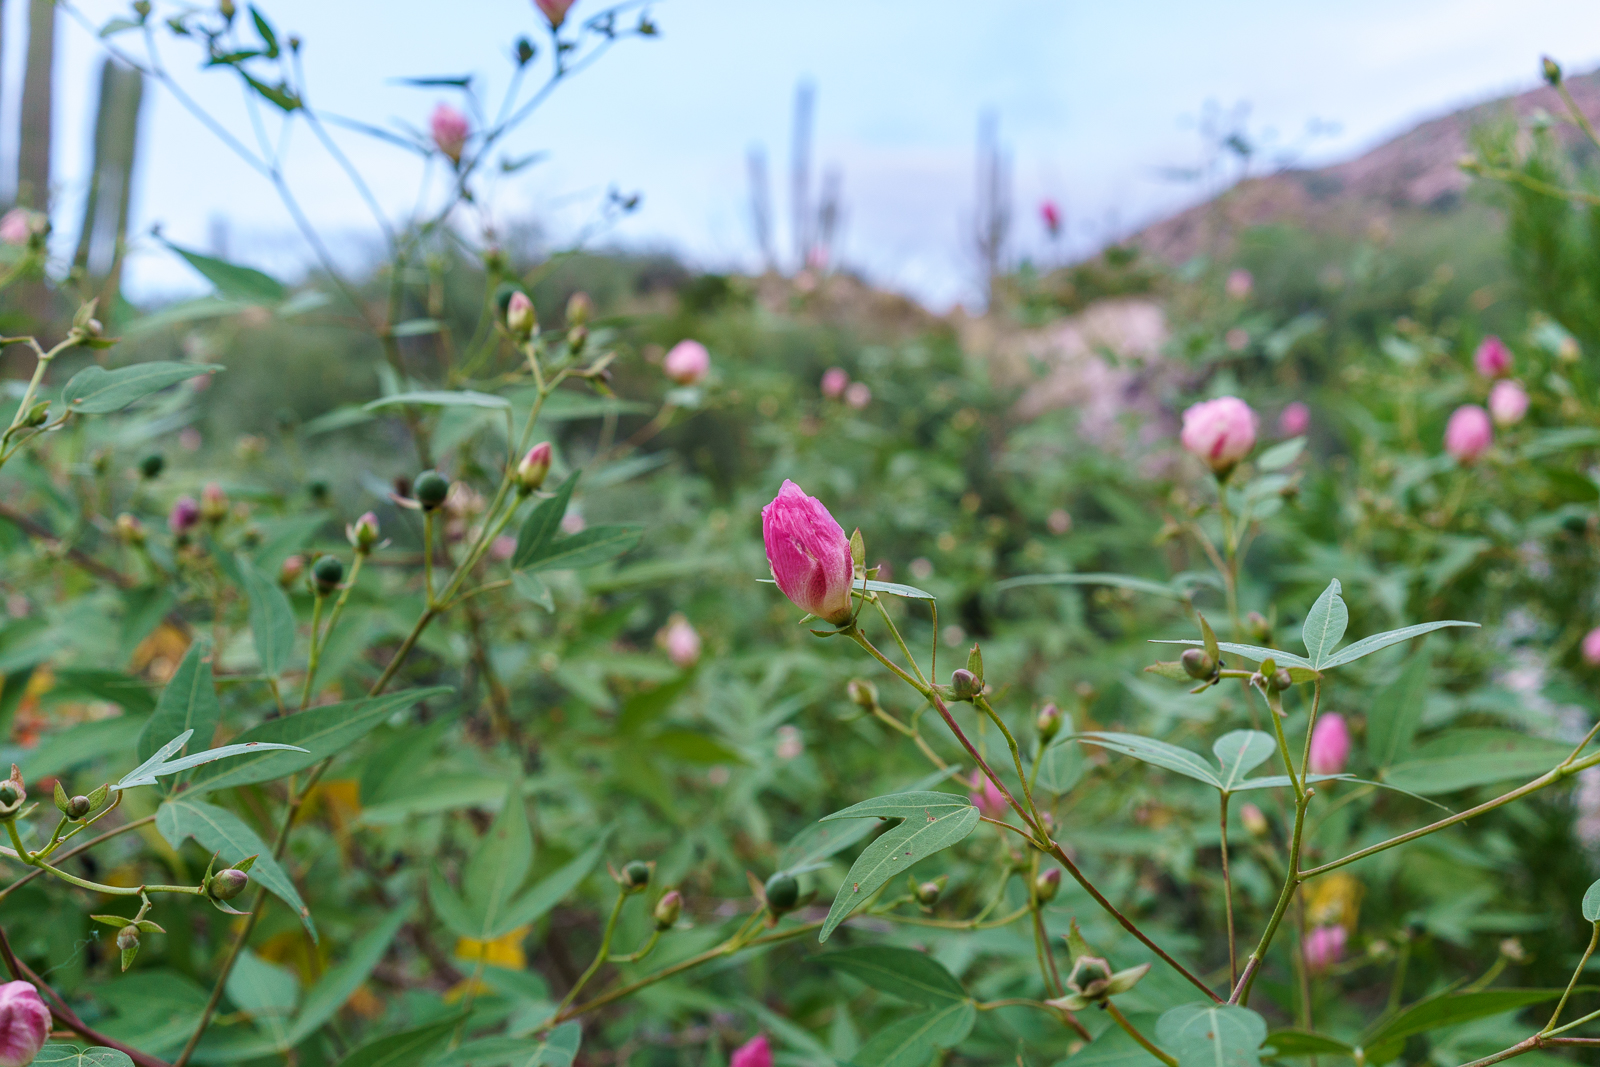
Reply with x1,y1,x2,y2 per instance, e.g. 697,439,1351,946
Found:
23,1,1600,308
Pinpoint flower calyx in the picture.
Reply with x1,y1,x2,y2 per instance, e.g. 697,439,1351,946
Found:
1044,920,1150,1011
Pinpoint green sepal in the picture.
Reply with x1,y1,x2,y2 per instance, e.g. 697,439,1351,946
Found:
120,942,138,972
966,644,984,683
1198,613,1220,663
1144,660,1190,681
85,783,109,812
53,781,70,815
91,914,132,928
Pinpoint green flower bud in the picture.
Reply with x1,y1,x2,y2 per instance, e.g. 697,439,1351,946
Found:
566,291,592,327
414,470,450,511
208,868,249,901
515,37,536,66
653,889,682,930
1034,867,1061,903
1270,668,1293,692
139,453,165,479
312,554,344,594
1181,648,1215,680
764,872,799,912
308,479,330,504
622,860,651,891
846,678,878,708
950,668,980,701
66,795,92,819
915,881,942,906
1035,703,1063,742
1543,55,1562,86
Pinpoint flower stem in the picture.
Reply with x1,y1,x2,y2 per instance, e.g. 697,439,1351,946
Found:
1106,1002,1177,1067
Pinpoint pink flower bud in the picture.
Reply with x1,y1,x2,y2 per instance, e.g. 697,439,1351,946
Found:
657,613,701,669
1278,401,1310,437
169,495,201,534
1225,269,1254,300
1583,627,1600,666
761,479,854,624
0,981,51,1067
844,382,871,409
1488,380,1528,427
1180,396,1257,474
507,290,536,337
1474,335,1512,378
490,535,516,561
0,210,30,246
1040,199,1062,237
1239,803,1268,837
516,442,552,493
1444,404,1492,463
730,1035,772,1067
346,511,380,551
663,340,709,385
968,772,1007,820
821,367,849,398
430,103,470,164
1303,925,1346,973
534,0,577,29
1308,713,1351,776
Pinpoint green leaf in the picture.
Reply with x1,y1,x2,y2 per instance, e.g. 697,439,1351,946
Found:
1367,655,1431,770
512,473,579,568
820,800,981,941
1300,579,1348,668
282,908,410,1049
1257,436,1305,471
1076,733,1222,788
365,390,509,411
1213,730,1278,790
51,669,155,714
334,1015,463,1067
1156,1002,1267,1067
490,835,611,936
858,579,936,601
518,524,643,573
62,362,222,414
238,556,295,676
226,950,298,1044
463,783,533,937
248,5,279,56
1264,1031,1355,1058
1363,989,1563,1051
391,318,442,337
852,1001,975,1067
996,572,1189,600
185,688,451,795
1320,621,1479,668
1384,730,1574,795
136,642,219,764
1585,880,1600,922
164,240,285,302
157,796,315,938
820,791,973,822
430,1026,581,1067
512,571,554,611
1064,1014,1165,1067
115,737,306,790
818,947,967,1004
34,1048,135,1067
1151,640,1314,670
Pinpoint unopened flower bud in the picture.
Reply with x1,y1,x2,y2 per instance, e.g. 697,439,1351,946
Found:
764,872,799,912
209,869,249,901
1036,703,1063,742
516,443,552,495
566,291,592,326
279,555,305,587
0,777,25,817
1181,648,1215,680
653,889,682,930
308,479,330,504
21,401,48,428
506,290,536,339
514,37,536,66
200,482,229,523
1500,937,1527,963
566,324,589,353
312,554,344,594
139,453,165,479
1239,803,1269,838
950,668,980,701
1034,867,1062,903
846,678,878,708
116,925,139,952
415,470,450,511
346,511,380,552
623,860,651,891
115,513,145,546
168,496,200,535
66,795,91,819
133,0,151,14
1245,612,1271,642
1543,55,1562,86
916,881,941,906
1270,668,1293,692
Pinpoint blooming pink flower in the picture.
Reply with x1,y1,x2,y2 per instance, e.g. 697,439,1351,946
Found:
761,480,854,624
0,210,30,246
1308,713,1351,776
1444,404,1493,463
1303,925,1346,973
968,772,1007,820
535,0,577,29
169,496,200,534
1040,199,1062,237
1474,335,1512,378
844,382,871,409
821,367,849,398
730,1035,772,1067
1583,627,1600,666
1225,269,1254,300
663,340,710,385
0,981,51,1067
1489,380,1528,427
658,613,701,669
430,104,470,164
1279,402,1310,437
1180,396,1256,474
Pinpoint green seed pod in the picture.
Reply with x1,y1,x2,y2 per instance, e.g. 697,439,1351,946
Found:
764,872,799,912
312,555,345,594
414,470,450,511
622,860,651,891
139,453,165,479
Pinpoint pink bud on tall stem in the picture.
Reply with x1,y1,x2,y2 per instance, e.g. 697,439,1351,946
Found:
535,0,577,29
1308,713,1351,776
663,340,710,385
0,981,51,1067
821,367,849,398
761,480,854,625
1488,380,1528,427
1474,335,1512,378
1180,396,1256,476
1444,405,1493,463
1303,925,1346,974
1583,627,1600,666
430,104,470,164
